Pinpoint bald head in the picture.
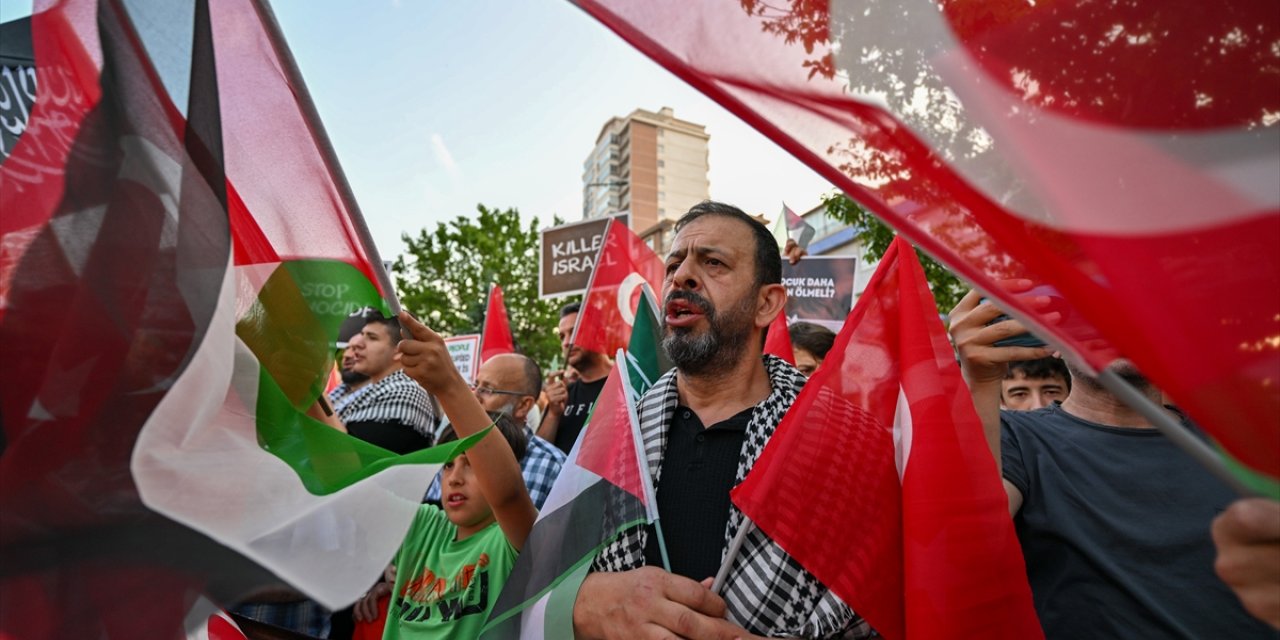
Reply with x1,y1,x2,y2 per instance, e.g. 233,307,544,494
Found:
473,353,542,422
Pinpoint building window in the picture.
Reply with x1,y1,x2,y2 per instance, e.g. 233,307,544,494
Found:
658,144,664,152
658,160,664,168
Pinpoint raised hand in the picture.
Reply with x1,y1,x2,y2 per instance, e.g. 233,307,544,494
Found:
396,311,467,396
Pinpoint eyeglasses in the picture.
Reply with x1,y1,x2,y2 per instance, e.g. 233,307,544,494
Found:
469,384,528,398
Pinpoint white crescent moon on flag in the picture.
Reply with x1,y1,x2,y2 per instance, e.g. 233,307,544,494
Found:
617,271,646,326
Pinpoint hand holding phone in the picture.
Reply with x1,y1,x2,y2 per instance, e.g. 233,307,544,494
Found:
980,297,1048,348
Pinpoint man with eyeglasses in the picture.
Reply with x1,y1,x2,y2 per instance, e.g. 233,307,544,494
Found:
424,353,566,509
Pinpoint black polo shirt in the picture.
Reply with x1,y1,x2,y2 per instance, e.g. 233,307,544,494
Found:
643,405,753,580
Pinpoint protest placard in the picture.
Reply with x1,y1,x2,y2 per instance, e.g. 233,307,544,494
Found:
443,334,481,384
781,256,858,332
539,213,629,298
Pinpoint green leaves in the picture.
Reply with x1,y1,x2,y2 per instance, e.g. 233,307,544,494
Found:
821,192,966,313
393,204,565,369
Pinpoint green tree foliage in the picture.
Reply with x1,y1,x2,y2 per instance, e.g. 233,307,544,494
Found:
821,192,966,313
393,205,564,368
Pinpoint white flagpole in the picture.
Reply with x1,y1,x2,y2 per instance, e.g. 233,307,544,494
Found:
570,218,614,347
616,349,671,572
711,519,754,594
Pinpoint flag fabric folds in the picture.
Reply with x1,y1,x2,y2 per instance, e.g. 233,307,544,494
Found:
480,355,652,638
733,237,1042,640
481,282,516,363
763,309,795,365
482,287,669,638
572,0,1280,494
0,1,477,636
572,217,665,358
184,601,249,640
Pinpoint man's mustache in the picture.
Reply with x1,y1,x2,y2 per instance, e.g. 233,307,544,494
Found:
665,290,713,315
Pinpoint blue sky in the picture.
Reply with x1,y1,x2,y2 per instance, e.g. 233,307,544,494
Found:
4,1,834,258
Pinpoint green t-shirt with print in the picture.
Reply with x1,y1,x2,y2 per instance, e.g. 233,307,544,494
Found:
383,505,517,640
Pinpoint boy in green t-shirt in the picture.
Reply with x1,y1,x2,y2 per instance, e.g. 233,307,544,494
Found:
370,312,539,640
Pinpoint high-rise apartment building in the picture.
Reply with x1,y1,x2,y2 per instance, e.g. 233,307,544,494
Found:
582,107,710,240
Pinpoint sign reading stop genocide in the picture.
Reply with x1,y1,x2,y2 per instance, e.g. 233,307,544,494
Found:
539,213,629,299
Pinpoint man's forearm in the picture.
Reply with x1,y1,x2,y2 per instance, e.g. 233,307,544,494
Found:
967,377,1005,476
435,382,536,545
537,410,562,442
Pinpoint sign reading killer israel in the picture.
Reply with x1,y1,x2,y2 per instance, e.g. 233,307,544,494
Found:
539,213,629,299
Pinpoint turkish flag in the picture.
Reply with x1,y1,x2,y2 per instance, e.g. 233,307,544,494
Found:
575,0,1280,490
572,219,664,357
734,237,1042,640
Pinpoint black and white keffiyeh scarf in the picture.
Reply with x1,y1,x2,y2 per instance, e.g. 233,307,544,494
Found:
591,355,875,639
329,369,436,438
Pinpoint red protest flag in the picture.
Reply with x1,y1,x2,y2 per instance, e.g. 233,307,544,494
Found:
572,218,665,357
575,0,1280,492
481,283,516,363
763,309,795,365
732,237,1042,640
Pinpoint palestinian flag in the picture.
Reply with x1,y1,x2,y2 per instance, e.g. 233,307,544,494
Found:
622,282,671,394
772,202,815,250
0,1,477,637
481,287,670,638
574,0,1280,494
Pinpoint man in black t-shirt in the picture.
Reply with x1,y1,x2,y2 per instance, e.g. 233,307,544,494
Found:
949,291,1276,638
537,302,612,454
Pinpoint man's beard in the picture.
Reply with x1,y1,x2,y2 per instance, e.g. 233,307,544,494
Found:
661,290,757,377
340,368,369,386
494,399,518,418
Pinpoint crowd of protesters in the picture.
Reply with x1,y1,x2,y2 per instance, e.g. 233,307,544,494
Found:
234,201,1280,640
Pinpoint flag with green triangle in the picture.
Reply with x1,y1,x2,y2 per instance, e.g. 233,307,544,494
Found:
480,286,672,638
0,1,482,634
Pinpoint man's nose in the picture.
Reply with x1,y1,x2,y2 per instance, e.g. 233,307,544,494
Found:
1029,392,1050,410
669,261,700,291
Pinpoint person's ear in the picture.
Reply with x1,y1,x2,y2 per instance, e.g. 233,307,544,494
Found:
756,283,788,329
518,395,536,418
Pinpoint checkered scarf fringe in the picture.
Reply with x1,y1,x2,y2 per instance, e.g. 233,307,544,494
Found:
590,355,875,639
330,370,436,439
